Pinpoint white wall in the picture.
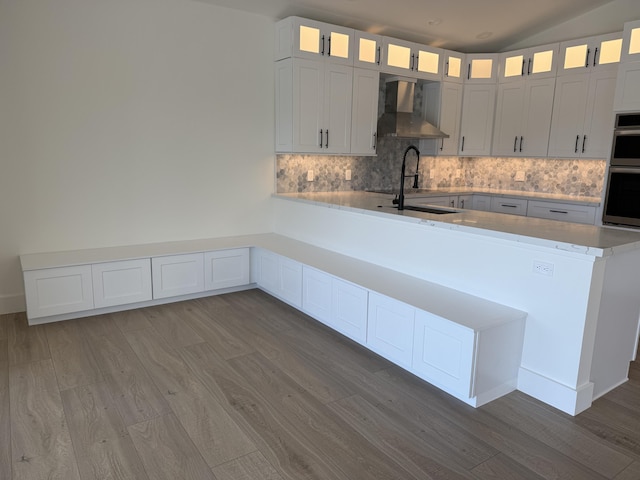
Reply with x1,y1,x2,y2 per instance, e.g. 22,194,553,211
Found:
0,0,276,313
505,0,640,50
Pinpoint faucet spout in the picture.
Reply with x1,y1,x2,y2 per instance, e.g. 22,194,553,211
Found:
398,145,420,211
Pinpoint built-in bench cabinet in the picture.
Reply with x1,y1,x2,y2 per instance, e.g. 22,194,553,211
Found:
23,248,250,322
253,245,526,407
22,236,526,408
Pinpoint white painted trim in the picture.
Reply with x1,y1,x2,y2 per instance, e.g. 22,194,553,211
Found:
0,293,26,315
517,367,594,415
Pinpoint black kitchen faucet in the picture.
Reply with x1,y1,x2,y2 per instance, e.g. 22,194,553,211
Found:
395,144,420,211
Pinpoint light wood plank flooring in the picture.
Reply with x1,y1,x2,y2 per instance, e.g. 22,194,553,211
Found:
1,289,640,479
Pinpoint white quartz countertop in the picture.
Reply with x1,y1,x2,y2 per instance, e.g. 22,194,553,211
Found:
274,192,640,257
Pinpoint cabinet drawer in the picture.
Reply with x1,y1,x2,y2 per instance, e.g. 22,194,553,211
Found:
412,310,476,397
24,265,94,319
151,253,205,299
92,259,152,308
204,248,250,291
527,200,596,224
490,196,528,216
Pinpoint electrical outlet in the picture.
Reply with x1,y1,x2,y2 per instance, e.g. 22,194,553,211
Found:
345,169,352,181
515,170,526,182
533,260,554,276
307,170,314,182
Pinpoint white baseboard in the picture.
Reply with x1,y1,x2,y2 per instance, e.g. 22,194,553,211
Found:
517,367,594,416
0,294,26,315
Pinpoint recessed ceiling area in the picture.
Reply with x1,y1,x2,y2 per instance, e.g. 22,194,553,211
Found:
194,0,640,52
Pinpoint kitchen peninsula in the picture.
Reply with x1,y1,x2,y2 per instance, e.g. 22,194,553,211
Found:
272,191,640,415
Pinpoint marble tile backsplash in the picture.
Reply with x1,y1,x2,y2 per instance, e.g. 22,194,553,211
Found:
276,138,606,198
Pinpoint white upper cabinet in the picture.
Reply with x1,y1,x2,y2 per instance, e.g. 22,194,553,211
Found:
492,77,556,157
275,17,354,65
620,19,640,63
498,43,558,82
382,37,443,80
276,58,353,153
558,32,623,75
354,31,384,70
442,50,465,83
548,69,617,158
464,54,499,83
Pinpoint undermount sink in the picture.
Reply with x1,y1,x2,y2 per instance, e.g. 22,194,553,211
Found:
378,204,460,215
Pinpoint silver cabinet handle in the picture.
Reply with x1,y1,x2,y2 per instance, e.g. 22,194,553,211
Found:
372,132,377,150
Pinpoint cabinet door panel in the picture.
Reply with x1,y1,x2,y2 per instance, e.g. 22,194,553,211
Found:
350,68,379,155
492,83,525,156
367,293,414,368
302,267,332,325
438,82,463,155
257,250,279,294
279,257,303,308
413,310,475,397
24,266,94,319
521,77,555,157
459,84,496,156
548,74,590,157
92,259,152,308
332,279,368,344
582,70,616,158
293,59,324,152
204,248,250,291
152,253,204,299
324,64,353,153
614,61,640,112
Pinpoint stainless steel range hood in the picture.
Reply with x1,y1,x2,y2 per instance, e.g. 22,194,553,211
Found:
377,78,449,139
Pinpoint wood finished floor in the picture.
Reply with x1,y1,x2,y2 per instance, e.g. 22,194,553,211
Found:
2,289,640,480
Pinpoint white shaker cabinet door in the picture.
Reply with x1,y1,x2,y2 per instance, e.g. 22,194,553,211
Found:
92,259,152,308
302,266,333,326
24,265,94,319
332,278,368,345
412,310,476,397
204,248,250,291
151,253,204,299
367,292,415,369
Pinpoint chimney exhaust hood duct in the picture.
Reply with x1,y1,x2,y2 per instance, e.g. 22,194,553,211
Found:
377,77,449,139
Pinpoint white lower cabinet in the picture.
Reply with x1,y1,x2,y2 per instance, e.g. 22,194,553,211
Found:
152,253,205,299
24,265,94,319
302,266,368,344
527,200,596,224
490,196,528,216
92,259,152,308
256,249,302,308
472,195,492,211
204,248,250,291
367,292,415,369
412,310,475,397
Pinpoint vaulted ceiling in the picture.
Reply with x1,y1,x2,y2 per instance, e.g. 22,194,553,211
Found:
195,0,632,52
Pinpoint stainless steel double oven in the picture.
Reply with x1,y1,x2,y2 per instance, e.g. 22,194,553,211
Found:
603,114,640,227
